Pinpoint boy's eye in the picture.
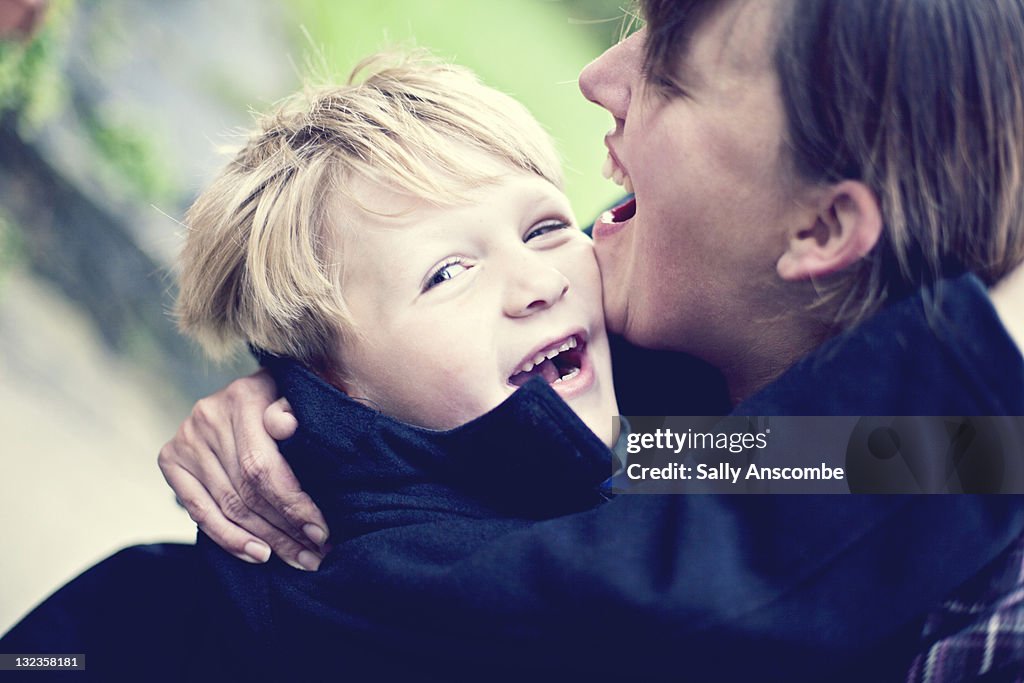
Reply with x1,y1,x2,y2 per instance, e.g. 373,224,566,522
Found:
525,220,571,241
423,260,470,292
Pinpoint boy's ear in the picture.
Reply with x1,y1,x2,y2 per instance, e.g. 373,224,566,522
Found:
777,180,883,281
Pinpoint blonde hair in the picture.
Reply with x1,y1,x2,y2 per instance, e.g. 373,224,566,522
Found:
176,51,563,377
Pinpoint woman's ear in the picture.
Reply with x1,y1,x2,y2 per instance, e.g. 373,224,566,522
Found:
777,180,883,281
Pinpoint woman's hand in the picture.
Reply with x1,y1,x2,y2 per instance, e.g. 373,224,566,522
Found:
158,370,328,571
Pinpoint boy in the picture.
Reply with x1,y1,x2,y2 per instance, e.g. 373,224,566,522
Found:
176,51,620,453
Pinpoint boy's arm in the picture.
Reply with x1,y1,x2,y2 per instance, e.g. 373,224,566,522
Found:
158,370,328,571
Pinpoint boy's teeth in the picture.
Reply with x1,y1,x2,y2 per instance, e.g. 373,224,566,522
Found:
552,367,581,384
516,336,580,375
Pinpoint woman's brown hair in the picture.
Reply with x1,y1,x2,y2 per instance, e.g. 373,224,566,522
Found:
640,0,1024,327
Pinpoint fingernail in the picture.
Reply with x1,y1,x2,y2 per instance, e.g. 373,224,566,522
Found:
303,523,327,546
297,550,322,571
244,541,271,563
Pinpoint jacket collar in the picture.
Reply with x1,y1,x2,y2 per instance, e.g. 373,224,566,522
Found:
261,355,613,538
736,272,1024,416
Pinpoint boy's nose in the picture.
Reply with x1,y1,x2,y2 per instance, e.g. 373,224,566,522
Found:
578,29,643,122
504,264,570,318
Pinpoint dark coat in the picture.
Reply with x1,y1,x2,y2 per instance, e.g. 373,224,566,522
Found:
4,273,1023,682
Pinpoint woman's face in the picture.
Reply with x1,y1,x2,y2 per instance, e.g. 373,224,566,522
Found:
578,1,814,367
332,159,619,447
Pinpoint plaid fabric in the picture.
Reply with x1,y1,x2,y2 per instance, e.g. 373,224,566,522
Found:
908,532,1024,682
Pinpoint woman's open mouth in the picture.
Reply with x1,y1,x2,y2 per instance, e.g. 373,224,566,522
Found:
593,196,636,240
595,144,636,240
507,334,594,399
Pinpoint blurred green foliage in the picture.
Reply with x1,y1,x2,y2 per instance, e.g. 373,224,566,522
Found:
0,0,177,205
0,0,71,130
287,0,630,222
80,106,177,204
0,206,24,287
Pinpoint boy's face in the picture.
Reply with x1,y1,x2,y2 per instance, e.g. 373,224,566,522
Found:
331,162,619,447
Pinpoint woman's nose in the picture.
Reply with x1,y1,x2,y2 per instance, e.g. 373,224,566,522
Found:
578,29,644,122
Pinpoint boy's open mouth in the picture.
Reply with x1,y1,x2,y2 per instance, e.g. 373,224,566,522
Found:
508,335,585,387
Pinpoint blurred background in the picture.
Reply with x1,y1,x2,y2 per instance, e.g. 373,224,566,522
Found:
0,0,628,634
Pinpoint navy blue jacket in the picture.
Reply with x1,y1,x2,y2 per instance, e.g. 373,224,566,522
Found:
3,273,1022,682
